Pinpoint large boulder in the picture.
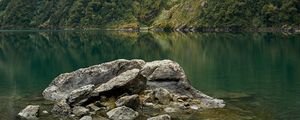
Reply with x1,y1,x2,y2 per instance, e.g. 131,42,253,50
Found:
43,59,145,101
42,59,225,118
18,105,40,120
141,60,186,81
106,106,139,120
141,60,225,108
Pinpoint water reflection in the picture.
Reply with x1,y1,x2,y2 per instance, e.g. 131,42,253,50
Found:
0,31,300,119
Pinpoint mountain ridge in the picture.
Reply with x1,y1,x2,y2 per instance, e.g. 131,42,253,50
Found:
0,0,299,30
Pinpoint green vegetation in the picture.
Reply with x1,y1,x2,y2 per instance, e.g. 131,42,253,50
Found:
0,0,299,29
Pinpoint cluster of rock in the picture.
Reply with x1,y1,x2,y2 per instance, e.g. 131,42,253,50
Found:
18,59,225,120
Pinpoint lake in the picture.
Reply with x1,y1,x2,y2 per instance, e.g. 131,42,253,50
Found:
0,31,300,120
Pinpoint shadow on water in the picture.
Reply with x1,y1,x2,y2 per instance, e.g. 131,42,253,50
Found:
0,31,300,119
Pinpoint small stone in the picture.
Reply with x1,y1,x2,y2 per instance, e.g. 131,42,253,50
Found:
107,106,139,120
153,88,171,104
80,115,92,120
52,100,71,115
144,102,154,107
147,114,171,120
190,105,199,110
87,103,101,111
115,94,140,109
18,105,40,120
93,115,110,120
42,110,49,114
164,107,178,113
72,106,89,117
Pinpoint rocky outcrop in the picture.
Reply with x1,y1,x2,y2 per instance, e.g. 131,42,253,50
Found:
18,105,40,120
43,59,145,101
40,59,224,120
106,106,139,120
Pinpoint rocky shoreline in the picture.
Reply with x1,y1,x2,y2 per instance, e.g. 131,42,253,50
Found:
18,59,224,120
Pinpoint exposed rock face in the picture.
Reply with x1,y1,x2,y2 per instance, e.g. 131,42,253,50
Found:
18,105,40,120
106,106,139,120
115,94,140,109
43,59,145,101
68,85,94,105
91,69,147,96
141,60,186,81
147,114,171,120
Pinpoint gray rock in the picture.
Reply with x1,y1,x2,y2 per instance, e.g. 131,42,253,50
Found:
201,98,225,108
92,116,110,120
147,114,171,120
163,107,178,113
67,85,94,105
86,103,101,111
72,106,89,117
115,94,140,109
18,105,40,120
141,60,225,108
52,100,71,115
140,60,186,81
92,69,147,96
106,106,139,120
153,88,171,104
43,59,145,101
80,116,92,120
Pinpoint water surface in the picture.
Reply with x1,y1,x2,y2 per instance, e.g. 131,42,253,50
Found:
0,31,300,119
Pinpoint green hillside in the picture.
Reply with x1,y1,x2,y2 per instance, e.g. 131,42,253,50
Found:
0,0,299,30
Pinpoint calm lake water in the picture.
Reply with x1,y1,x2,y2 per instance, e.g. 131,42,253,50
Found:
0,31,300,120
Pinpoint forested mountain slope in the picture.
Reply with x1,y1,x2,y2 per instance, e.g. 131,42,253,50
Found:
0,0,299,30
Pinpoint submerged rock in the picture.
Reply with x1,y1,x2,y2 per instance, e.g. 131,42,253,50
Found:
106,106,139,120
147,114,171,120
18,105,40,120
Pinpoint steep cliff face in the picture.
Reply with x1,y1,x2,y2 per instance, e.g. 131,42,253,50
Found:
0,0,299,29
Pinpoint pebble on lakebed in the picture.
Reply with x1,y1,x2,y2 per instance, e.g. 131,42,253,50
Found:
19,59,225,120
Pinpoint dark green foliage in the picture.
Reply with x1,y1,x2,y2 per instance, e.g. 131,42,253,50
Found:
199,0,300,27
0,0,299,29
